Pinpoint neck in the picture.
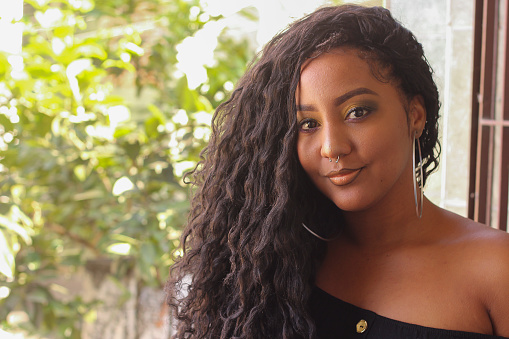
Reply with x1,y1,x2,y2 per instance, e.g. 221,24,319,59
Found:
339,195,434,251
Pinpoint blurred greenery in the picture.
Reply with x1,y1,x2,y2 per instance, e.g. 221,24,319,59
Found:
0,0,254,337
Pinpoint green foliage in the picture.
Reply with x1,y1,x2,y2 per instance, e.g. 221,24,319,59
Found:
0,0,254,336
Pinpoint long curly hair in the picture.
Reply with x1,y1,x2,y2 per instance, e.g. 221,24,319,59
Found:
166,4,441,338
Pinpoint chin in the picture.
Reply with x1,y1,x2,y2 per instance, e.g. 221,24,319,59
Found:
327,194,376,213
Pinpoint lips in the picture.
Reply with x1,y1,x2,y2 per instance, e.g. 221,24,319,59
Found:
326,168,363,186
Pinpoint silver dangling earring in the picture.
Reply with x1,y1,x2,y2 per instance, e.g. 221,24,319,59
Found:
413,133,424,218
335,155,339,163
301,223,340,242
329,158,332,162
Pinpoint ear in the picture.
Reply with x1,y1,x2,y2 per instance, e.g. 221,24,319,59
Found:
409,95,426,137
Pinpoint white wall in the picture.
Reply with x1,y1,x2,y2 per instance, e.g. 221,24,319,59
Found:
389,0,474,216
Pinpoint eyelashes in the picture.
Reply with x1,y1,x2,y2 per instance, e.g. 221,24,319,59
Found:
299,118,319,131
297,104,377,132
345,105,375,121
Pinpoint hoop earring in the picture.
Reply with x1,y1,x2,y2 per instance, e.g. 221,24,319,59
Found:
301,223,340,242
413,134,424,218
335,155,339,163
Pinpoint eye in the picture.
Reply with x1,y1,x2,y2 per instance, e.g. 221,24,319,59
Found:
299,118,319,131
345,106,373,120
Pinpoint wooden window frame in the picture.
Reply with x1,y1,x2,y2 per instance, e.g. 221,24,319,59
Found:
469,0,509,231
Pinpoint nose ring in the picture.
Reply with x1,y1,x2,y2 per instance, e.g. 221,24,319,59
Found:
329,156,340,163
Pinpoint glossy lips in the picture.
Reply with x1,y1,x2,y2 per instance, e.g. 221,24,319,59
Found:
326,168,363,186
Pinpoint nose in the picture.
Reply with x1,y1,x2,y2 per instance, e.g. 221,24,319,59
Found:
320,123,352,160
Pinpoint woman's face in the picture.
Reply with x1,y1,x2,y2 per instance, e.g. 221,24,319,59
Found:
296,47,425,213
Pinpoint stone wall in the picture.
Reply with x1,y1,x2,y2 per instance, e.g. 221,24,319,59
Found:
49,260,171,339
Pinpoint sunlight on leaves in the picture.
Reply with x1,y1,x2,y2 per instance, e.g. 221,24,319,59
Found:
0,230,15,279
35,8,63,28
106,243,131,255
112,176,134,196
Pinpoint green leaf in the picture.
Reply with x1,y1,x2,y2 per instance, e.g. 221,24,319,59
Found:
73,190,104,201
123,141,140,161
110,234,139,245
83,309,97,323
71,42,108,60
0,53,9,76
144,116,161,139
113,126,134,139
102,59,136,72
176,76,198,111
196,95,213,112
25,63,54,78
147,104,166,123
53,25,74,38
238,6,259,21
73,164,87,181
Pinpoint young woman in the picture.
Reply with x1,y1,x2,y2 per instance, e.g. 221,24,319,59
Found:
167,5,509,338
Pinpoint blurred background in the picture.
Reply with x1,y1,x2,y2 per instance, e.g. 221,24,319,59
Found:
0,0,496,338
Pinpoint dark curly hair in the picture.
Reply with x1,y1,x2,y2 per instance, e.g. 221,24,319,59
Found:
166,4,441,339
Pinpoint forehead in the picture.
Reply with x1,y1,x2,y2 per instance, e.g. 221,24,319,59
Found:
300,48,371,82
298,48,378,96
297,47,405,104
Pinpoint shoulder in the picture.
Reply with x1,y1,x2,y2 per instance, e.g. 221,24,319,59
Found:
434,208,509,254
441,211,509,336
442,211,509,280
472,227,509,336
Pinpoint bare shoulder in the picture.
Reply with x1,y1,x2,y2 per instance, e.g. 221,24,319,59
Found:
442,210,509,275
470,225,509,336
471,227,509,336
440,210,509,336
436,207,509,249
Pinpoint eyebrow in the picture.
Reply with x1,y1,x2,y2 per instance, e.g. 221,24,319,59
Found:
296,87,379,112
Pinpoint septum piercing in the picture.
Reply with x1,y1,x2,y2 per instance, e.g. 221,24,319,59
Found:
329,156,340,163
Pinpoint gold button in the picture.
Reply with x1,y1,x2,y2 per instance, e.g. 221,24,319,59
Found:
356,319,368,333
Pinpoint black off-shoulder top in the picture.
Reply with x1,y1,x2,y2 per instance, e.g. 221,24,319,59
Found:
310,286,508,339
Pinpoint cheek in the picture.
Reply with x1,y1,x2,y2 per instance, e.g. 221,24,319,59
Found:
297,135,322,175
297,140,312,173
355,123,411,172
367,125,412,170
